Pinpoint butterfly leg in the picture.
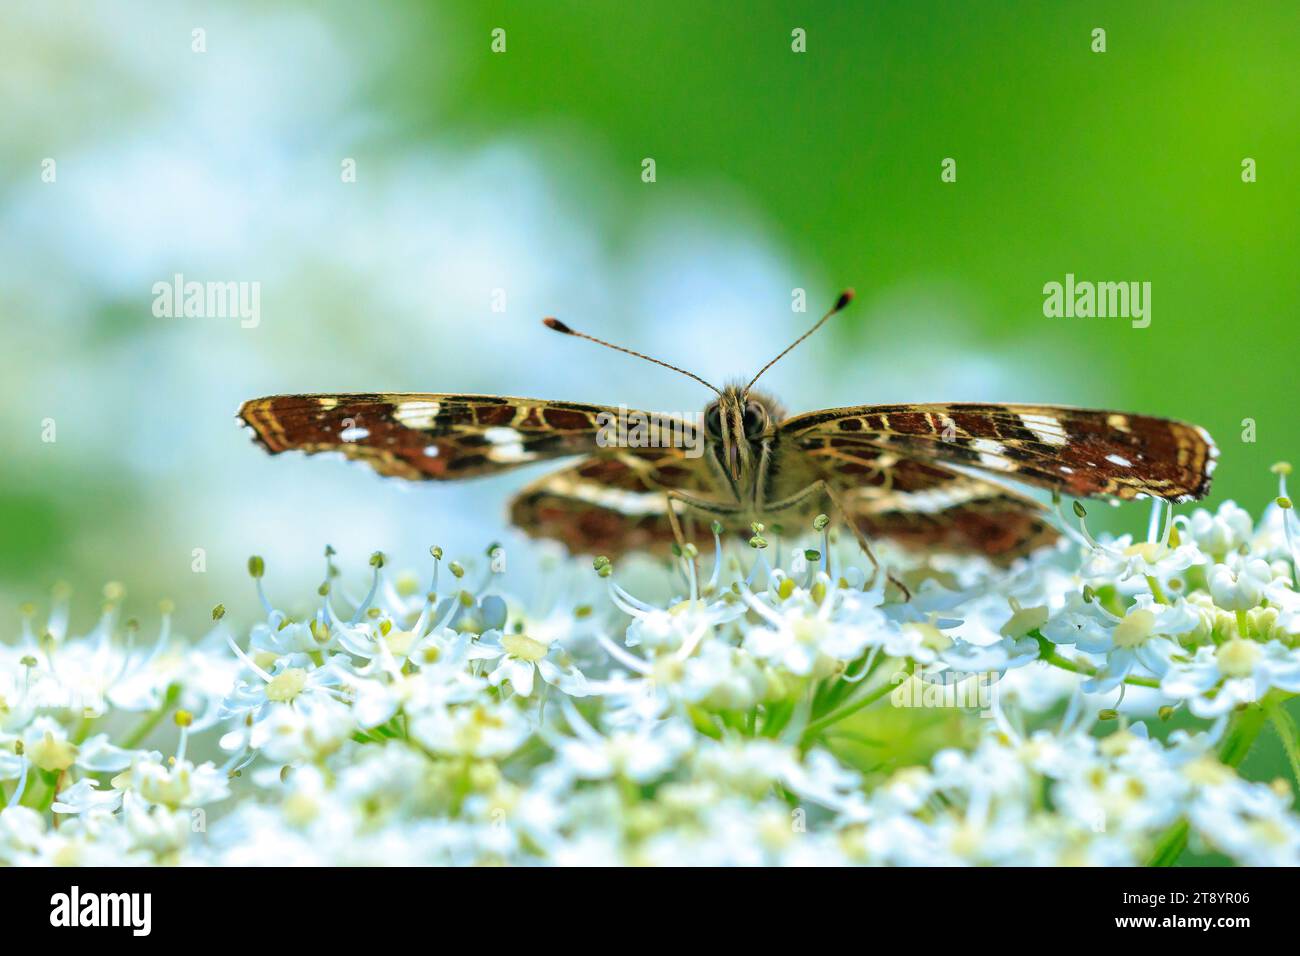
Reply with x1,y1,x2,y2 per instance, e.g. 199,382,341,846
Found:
763,480,911,601
663,490,740,555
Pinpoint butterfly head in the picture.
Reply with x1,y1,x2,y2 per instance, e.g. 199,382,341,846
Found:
705,386,782,482
543,289,853,483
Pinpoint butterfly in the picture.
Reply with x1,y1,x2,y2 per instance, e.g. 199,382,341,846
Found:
238,290,1217,588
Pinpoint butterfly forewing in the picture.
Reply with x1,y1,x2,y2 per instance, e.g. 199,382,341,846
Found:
239,392,715,557
239,393,691,482
781,403,1217,503
240,389,1216,563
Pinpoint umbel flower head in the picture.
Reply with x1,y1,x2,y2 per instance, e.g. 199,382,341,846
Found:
2,471,1300,866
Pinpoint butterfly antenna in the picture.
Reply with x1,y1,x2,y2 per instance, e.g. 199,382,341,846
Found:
543,317,722,396
745,288,854,393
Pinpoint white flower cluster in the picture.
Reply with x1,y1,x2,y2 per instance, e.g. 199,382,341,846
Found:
3,486,1299,866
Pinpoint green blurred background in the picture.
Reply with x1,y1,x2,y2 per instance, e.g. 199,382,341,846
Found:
2,0,1296,633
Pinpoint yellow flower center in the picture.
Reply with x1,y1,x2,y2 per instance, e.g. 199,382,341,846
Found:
501,634,549,662
1124,542,1168,562
283,791,320,827
905,621,952,651
30,731,77,772
1000,605,1048,638
384,629,417,657
1215,638,1262,678
266,667,308,702
793,614,825,645
1112,609,1155,648
1184,755,1235,786
1099,729,1136,757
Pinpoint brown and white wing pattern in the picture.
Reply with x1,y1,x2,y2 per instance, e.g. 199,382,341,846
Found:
509,450,718,557
783,403,1217,503
239,393,665,482
797,438,1059,559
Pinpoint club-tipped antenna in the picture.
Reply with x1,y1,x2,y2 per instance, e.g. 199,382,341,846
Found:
543,317,722,395
745,288,855,393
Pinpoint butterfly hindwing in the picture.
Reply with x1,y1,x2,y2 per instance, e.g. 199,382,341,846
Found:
794,439,1060,559
841,480,1060,561
508,450,716,557
782,403,1217,503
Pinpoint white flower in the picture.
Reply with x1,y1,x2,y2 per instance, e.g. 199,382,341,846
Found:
677,640,773,711
409,701,531,759
220,646,347,724
1041,594,1197,691
121,800,194,857
1179,501,1256,559
1208,558,1274,610
52,778,123,814
551,715,692,784
249,694,355,764
1161,639,1300,717
741,581,892,678
467,631,588,697
21,717,78,772
113,755,230,810
0,806,47,864
75,733,136,772
1080,536,1203,585
1189,776,1300,866
941,635,1039,674
5,494,1300,867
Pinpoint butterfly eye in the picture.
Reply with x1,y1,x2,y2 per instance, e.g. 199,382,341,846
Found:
743,402,766,439
704,404,723,438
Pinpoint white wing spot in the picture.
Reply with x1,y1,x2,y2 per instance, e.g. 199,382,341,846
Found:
394,401,442,429
1105,454,1132,467
1018,413,1067,446
973,438,1014,472
871,484,985,514
551,477,663,515
484,427,536,463
339,425,370,442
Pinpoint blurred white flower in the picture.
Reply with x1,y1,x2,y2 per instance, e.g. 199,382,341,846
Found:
1208,558,1274,611
2,491,1299,866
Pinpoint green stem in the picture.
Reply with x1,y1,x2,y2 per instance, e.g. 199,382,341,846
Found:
800,661,910,745
1146,576,1168,605
820,652,881,713
1032,631,1160,689
686,705,722,739
1147,700,1271,866
1147,821,1189,867
120,683,181,749
70,712,99,745
1265,698,1300,787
